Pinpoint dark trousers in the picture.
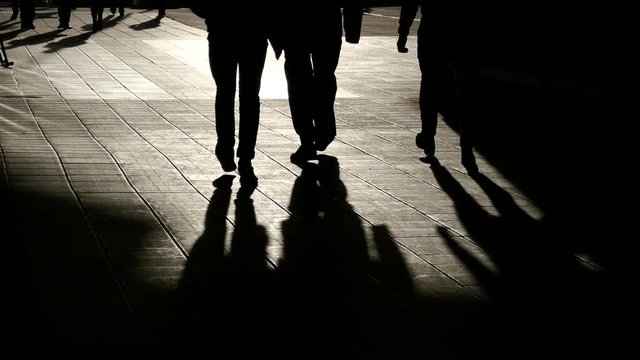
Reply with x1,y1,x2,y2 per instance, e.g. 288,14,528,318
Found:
417,26,476,154
283,37,341,147
57,0,72,26
157,0,166,16
209,37,268,160
110,0,125,14
90,0,103,23
417,48,445,139
19,0,36,27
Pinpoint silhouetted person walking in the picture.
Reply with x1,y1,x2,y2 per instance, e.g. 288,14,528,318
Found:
19,0,35,30
90,0,104,32
189,2,270,188
56,0,72,29
271,0,363,165
109,0,125,17
397,0,478,173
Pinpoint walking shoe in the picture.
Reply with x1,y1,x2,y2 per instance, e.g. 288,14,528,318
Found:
415,132,435,157
290,145,317,165
238,159,258,188
315,134,335,152
215,145,237,172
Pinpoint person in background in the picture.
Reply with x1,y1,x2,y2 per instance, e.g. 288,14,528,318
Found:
19,0,36,30
56,0,72,29
110,0,125,17
90,0,104,32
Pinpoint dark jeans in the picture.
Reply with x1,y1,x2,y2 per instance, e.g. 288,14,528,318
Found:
19,0,36,26
57,0,72,26
90,0,103,23
417,27,476,152
110,0,125,13
209,37,268,160
283,37,341,147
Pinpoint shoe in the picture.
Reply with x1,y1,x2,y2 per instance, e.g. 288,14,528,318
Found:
57,23,69,29
215,145,237,172
21,24,35,30
290,144,317,165
315,134,335,152
10,12,18,21
238,159,258,188
110,7,116,14
415,132,435,157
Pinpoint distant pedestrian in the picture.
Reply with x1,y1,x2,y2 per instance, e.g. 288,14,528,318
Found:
90,0,104,32
19,0,36,30
188,2,271,188
56,0,72,29
109,0,125,17
271,0,363,165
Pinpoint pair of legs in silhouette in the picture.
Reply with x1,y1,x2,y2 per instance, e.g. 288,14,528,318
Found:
90,0,104,32
284,35,341,164
110,0,125,17
19,0,36,30
414,41,478,173
56,0,72,29
210,36,268,188
280,2,362,165
397,4,478,173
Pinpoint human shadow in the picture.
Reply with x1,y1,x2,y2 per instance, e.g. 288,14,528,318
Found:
277,155,420,359
43,30,92,53
4,28,65,49
129,16,162,31
171,174,274,358
0,19,20,30
430,160,633,359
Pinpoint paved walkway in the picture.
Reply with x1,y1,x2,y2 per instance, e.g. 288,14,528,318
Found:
0,7,634,360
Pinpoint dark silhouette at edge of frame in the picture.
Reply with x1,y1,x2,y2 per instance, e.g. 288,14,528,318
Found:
428,158,637,359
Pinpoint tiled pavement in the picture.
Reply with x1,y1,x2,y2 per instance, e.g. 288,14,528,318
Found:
1,6,636,360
